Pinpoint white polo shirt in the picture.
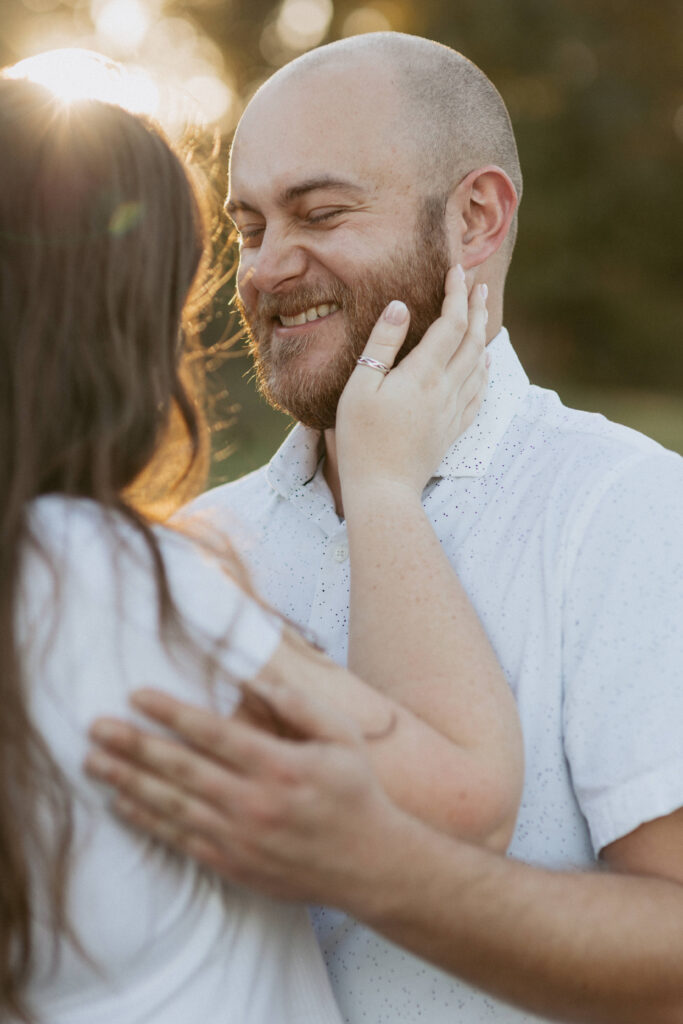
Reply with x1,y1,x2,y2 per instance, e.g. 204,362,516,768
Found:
189,328,683,1023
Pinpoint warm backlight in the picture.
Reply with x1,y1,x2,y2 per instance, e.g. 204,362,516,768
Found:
6,48,160,116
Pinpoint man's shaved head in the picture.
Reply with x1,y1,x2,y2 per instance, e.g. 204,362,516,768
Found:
243,32,522,248
230,33,522,428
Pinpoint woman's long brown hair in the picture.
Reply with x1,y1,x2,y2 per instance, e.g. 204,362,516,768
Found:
0,77,218,1021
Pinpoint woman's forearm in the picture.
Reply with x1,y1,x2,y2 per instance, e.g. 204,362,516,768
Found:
343,479,523,845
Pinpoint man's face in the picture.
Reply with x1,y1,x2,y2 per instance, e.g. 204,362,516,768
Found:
228,67,451,431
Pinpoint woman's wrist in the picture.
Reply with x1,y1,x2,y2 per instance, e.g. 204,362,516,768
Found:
341,476,426,517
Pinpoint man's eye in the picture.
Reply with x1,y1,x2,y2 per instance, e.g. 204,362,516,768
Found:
306,208,345,225
238,226,264,246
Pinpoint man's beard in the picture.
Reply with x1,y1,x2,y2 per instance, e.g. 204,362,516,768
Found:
237,198,450,432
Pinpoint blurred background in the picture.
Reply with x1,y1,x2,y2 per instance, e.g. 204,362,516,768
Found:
2,0,682,484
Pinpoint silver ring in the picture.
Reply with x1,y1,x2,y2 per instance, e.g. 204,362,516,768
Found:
356,356,390,376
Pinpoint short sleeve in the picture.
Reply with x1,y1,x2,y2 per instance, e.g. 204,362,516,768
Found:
562,451,683,854
159,531,284,689
20,500,284,736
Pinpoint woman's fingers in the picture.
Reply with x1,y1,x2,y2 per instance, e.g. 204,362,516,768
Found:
348,299,411,393
401,267,486,381
445,282,488,388
450,355,489,435
430,264,470,363
460,281,489,358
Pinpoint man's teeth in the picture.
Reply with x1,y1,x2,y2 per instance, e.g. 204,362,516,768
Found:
279,303,339,327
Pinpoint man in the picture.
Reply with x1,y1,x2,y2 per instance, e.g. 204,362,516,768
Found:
87,33,683,1023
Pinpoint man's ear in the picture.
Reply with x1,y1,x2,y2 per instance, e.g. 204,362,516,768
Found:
445,166,518,269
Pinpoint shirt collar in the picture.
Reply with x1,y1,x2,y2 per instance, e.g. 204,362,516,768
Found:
266,421,323,498
266,327,530,498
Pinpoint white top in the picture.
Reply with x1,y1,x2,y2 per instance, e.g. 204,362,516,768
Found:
189,329,683,1024
17,497,343,1024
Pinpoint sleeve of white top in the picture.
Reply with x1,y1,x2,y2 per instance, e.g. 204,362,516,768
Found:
158,530,284,687
22,501,284,732
562,450,683,855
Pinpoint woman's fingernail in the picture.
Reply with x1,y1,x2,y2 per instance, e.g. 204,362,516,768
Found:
383,300,408,325
455,263,466,281
480,283,488,300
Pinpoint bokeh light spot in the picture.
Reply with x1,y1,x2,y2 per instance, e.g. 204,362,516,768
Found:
94,0,152,53
276,0,333,51
121,66,161,115
342,6,392,36
184,74,235,124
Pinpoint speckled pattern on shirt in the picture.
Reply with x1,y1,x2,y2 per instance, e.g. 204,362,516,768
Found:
187,328,683,1024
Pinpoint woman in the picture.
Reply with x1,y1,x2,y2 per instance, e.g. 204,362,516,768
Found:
1,75,522,1023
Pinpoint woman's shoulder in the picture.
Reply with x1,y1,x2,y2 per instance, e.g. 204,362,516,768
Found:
28,494,155,569
22,495,283,688
26,494,232,593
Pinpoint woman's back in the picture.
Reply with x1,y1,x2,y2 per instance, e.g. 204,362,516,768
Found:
0,73,335,1019
18,496,341,1024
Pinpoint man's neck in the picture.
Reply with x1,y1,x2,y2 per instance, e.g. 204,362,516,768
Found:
322,427,344,517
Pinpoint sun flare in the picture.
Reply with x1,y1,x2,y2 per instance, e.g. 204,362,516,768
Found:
5,48,161,117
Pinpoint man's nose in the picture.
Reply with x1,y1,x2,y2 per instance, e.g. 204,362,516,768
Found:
247,228,308,294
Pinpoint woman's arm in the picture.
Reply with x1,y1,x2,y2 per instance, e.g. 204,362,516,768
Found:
249,617,516,849
335,268,522,845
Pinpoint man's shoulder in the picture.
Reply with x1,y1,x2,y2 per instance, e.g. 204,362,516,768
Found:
507,386,683,554
484,385,683,552
518,384,679,476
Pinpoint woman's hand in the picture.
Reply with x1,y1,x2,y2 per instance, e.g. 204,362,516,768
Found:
335,265,489,499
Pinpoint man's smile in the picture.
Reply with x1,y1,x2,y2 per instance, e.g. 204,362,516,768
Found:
278,302,341,328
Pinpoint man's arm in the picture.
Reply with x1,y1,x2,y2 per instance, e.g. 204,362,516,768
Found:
86,681,683,1024
361,806,683,1024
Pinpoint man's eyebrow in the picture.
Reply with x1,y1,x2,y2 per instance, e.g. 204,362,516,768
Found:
226,177,364,216
225,198,259,217
280,177,365,203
